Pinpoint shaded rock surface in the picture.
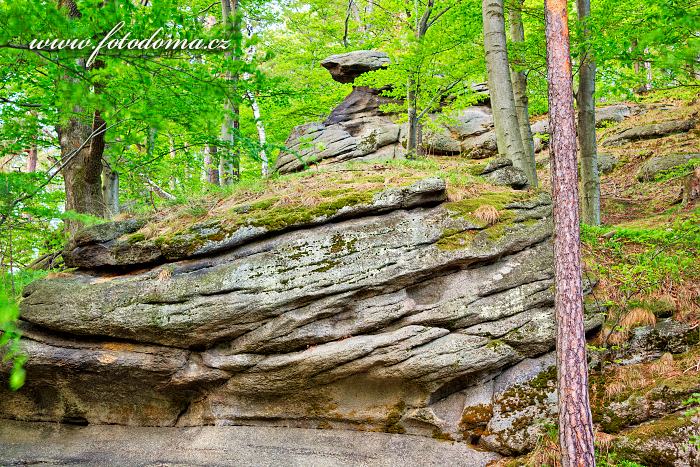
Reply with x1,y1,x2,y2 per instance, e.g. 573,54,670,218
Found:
0,420,501,467
1,178,574,441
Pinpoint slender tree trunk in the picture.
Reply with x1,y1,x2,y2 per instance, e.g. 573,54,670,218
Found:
544,0,596,465
576,0,600,225
483,0,529,181
405,0,434,158
407,77,419,158
101,162,119,218
247,91,269,177
219,0,241,185
508,0,537,186
643,48,652,91
26,144,38,173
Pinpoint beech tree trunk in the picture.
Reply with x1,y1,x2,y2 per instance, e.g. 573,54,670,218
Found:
544,0,596,465
576,0,600,225
101,162,119,218
508,0,538,187
483,0,530,182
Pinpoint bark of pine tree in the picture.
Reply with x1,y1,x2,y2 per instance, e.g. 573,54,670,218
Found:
483,0,529,182
576,0,600,225
508,0,537,187
544,0,596,464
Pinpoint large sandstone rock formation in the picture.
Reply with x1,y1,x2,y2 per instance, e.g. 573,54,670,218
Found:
275,51,644,174
0,177,602,448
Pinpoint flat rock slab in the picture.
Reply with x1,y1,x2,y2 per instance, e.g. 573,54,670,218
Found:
0,421,499,467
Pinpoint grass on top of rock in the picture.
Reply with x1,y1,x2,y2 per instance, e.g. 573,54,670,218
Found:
123,157,518,242
436,188,539,250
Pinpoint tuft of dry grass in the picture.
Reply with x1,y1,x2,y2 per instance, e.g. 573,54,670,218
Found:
597,325,629,346
473,205,501,226
604,380,628,399
619,307,657,329
649,352,675,376
157,268,172,281
522,432,561,467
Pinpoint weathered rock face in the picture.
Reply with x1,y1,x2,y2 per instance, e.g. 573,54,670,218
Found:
0,179,599,444
602,118,697,147
274,87,403,174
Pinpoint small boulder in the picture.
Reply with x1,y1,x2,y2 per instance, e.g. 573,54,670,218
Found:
636,153,699,181
597,153,619,174
481,157,512,175
485,166,529,189
321,50,390,84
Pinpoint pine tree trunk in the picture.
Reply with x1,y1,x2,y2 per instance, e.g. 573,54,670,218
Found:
544,0,596,465
508,0,538,187
483,0,528,181
576,0,600,225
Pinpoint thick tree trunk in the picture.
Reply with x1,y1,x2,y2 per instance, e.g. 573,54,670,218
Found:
544,0,596,465
576,0,600,225
483,0,529,181
57,0,105,233
508,0,537,187
59,111,106,233
101,163,119,218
